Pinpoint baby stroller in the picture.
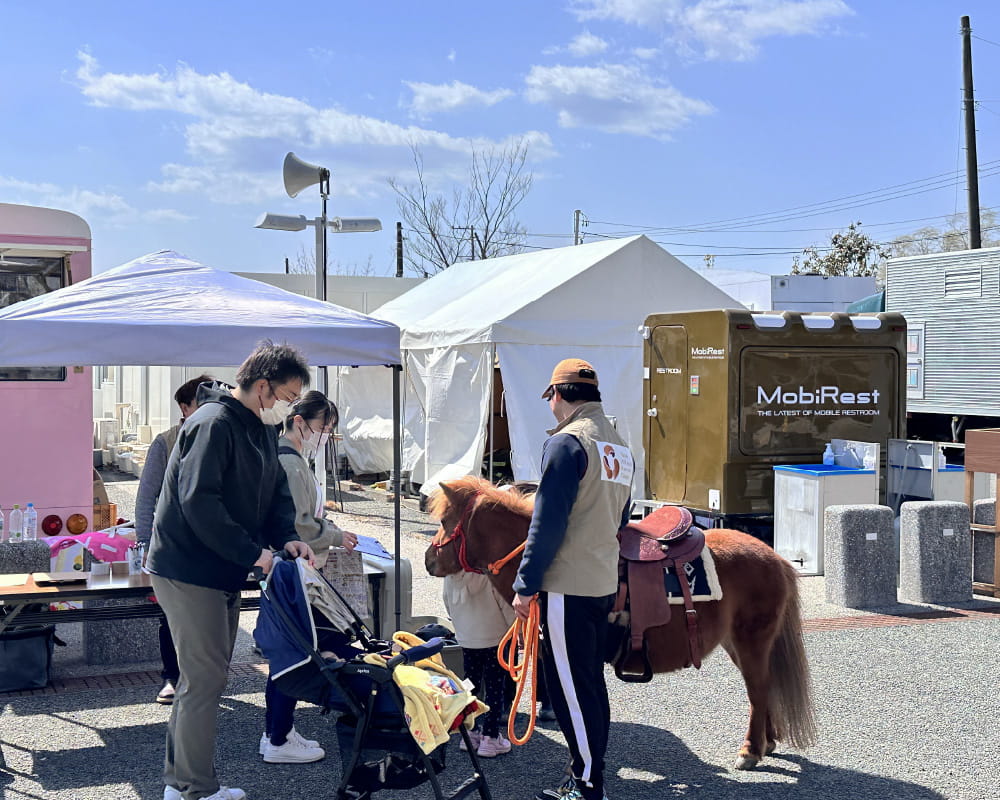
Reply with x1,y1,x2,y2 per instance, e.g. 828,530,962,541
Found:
254,557,493,800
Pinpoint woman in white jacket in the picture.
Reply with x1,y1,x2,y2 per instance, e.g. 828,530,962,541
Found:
443,570,516,758
260,391,358,765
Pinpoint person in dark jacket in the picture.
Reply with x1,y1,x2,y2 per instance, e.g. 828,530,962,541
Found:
147,341,316,800
135,373,213,706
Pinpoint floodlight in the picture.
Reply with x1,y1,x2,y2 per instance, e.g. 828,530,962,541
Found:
330,217,382,233
255,213,309,232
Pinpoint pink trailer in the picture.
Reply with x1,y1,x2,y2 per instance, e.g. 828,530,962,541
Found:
0,203,93,533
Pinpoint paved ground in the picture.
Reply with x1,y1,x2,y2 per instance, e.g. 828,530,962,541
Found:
2,475,998,800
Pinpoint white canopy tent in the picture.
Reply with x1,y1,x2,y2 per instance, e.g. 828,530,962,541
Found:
0,249,400,367
0,250,409,628
340,235,741,497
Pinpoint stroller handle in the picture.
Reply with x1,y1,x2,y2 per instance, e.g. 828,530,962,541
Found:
386,637,445,669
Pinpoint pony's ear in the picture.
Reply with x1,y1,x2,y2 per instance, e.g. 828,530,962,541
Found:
439,481,462,508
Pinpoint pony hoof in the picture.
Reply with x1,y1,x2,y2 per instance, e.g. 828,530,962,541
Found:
734,753,760,770
765,740,777,756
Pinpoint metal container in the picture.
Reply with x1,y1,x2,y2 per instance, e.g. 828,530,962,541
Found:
642,309,906,518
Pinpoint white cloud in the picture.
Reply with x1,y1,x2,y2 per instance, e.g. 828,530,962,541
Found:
524,63,712,138
0,176,191,226
632,46,661,59
403,80,514,119
74,53,551,204
448,49,457,62
568,31,611,57
571,0,853,60
544,30,610,58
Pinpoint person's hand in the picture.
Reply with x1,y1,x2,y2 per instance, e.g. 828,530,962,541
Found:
513,592,536,620
284,540,316,567
341,531,358,552
253,548,275,576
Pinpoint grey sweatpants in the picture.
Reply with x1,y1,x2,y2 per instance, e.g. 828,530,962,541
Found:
151,575,241,800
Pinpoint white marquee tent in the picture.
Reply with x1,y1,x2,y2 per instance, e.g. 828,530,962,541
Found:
340,235,741,497
0,249,410,625
0,249,400,367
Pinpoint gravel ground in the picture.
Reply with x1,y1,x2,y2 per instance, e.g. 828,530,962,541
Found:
3,476,997,800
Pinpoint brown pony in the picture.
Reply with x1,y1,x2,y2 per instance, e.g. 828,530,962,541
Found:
424,476,816,770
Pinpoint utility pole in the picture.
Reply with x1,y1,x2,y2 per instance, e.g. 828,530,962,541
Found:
962,15,982,249
396,222,404,277
573,209,588,245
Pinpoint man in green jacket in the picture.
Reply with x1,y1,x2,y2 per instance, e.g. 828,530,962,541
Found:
148,341,315,800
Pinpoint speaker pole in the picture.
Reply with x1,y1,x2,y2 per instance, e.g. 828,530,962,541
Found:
316,172,330,396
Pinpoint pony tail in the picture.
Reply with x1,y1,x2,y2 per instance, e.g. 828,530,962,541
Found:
768,565,817,749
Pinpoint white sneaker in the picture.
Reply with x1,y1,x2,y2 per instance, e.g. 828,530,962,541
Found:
203,789,247,800
459,729,483,752
259,727,320,755
262,736,325,764
156,681,176,705
477,734,512,757
164,788,181,800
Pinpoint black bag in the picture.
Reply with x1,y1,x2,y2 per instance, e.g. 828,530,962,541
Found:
0,624,58,692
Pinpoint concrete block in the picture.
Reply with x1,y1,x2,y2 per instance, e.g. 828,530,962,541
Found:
972,499,997,585
899,501,972,604
82,597,160,666
824,504,897,608
0,541,51,574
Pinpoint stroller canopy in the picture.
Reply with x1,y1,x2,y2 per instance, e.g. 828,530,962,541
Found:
254,558,358,680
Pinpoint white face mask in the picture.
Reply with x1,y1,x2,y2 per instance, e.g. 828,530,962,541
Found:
302,428,323,457
260,398,293,426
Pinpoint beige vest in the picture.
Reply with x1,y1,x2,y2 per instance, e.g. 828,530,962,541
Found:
540,402,634,597
162,424,180,456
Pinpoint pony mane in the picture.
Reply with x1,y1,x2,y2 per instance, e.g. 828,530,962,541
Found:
426,475,534,520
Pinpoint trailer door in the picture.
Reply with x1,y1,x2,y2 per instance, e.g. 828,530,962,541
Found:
646,325,688,501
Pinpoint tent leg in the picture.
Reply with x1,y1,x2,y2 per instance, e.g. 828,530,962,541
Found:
488,344,496,483
392,363,402,634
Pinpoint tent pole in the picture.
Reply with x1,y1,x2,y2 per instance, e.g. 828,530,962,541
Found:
488,345,495,483
392,363,402,633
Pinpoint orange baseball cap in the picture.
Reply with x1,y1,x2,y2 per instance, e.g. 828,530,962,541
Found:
542,358,599,397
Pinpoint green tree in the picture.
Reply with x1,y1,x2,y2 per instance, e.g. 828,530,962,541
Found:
794,221,889,277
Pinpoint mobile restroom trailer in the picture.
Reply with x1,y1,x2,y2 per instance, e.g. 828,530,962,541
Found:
642,309,906,528
885,246,1000,441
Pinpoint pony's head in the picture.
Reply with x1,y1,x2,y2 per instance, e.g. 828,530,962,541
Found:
424,476,534,578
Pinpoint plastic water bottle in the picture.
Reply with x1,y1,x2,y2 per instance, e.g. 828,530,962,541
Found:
23,503,38,541
8,504,24,543
822,443,835,466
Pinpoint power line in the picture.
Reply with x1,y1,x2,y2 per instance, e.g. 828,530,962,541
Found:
971,33,1000,49
585,160,1000,234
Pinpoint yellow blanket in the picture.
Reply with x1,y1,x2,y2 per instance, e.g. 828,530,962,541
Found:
363,632,486,754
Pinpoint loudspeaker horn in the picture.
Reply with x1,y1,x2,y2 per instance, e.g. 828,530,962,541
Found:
283,152,330,198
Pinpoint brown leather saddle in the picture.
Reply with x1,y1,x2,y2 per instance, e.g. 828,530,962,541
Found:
613,505,705,682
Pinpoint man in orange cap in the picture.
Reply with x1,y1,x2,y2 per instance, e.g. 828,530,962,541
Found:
513,358,633,800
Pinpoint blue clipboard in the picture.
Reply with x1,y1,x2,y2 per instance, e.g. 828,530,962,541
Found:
354,534,392,559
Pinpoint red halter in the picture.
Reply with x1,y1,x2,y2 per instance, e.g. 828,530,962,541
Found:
432,491,482,573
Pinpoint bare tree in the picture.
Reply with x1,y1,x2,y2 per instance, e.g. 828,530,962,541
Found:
389,139,533,276
289,246,375,278
890,209,1000,256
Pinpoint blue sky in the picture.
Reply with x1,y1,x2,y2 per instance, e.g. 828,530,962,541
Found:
3,0,1000,278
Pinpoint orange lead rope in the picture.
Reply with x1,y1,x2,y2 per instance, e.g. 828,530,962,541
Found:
497,595,541,745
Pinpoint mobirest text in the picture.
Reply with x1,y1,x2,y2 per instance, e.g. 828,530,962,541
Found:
757,385,881,405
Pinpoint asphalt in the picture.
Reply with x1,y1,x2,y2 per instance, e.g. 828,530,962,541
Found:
2,475,998,800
